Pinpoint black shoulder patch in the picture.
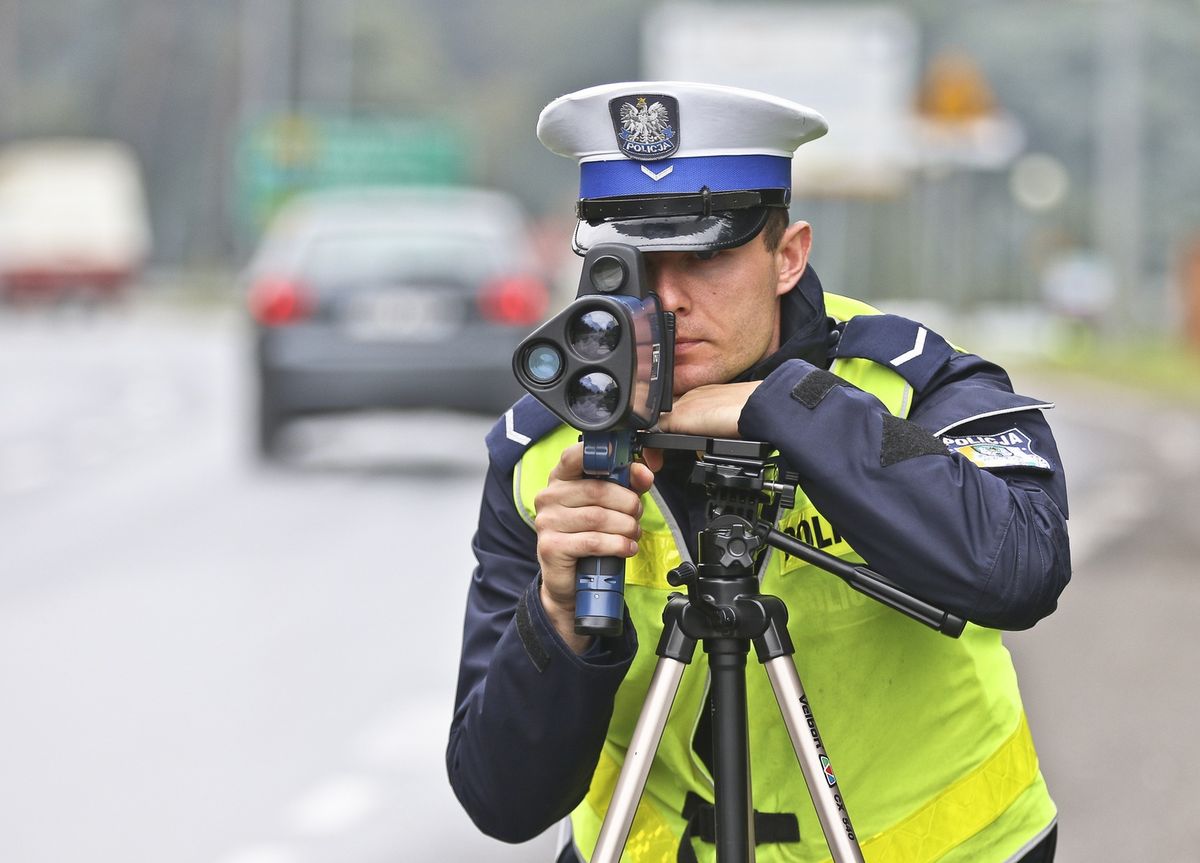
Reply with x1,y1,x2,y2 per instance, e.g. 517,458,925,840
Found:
485,395,565,473
835,314,955,393
790,368,848,409
880,414,952,467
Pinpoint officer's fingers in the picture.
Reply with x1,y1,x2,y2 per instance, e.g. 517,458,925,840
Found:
539,530,639,565
639,447,664,473
536,476,643,517
537,528,640,611
535,504,641,540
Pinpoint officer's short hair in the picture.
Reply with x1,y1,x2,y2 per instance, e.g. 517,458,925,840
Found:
761,209,790,253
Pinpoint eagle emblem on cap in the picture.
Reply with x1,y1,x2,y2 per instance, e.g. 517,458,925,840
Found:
609,95,679,160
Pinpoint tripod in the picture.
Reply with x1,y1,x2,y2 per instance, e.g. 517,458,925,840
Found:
588,434,966,863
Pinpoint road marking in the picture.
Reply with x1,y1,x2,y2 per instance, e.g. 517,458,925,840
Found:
211,843,299,863
0,442,54,493
285,774,382,836
0,367,193,496
123,376,176,430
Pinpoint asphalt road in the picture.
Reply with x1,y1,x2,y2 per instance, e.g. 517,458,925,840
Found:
0,302,557,863
0,299,1196,862
1003,372,1200,862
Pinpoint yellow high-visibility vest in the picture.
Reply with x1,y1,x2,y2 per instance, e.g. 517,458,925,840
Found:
513,294,1056,862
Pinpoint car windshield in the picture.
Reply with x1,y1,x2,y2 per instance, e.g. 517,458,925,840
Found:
299,229,515,289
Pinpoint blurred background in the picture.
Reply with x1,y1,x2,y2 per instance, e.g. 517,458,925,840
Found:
2,1,1199,861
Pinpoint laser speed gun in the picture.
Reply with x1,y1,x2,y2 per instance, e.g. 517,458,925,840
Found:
512,244,674,635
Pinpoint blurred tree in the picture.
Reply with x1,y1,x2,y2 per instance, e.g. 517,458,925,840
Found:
349,0,444,112
0,0,1195,329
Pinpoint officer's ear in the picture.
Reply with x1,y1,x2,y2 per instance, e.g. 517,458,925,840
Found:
774,221,812,297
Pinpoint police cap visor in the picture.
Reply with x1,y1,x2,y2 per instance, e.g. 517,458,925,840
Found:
572,207,773,255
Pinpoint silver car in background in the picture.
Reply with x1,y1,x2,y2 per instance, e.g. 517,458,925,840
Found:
245,186,549,459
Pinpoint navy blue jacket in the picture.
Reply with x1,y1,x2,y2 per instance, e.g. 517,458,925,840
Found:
446,268,1071,843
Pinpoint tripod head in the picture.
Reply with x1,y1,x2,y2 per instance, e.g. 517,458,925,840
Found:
641,431,967,638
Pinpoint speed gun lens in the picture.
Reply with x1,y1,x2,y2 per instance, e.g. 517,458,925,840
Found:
567,372,620,425
523,344,563,384
568,309,620,361
589,255,627,293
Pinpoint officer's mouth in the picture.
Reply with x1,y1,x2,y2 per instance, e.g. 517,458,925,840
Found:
674,338,704,355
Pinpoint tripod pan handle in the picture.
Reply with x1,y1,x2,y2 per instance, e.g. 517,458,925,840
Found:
759,524,966,638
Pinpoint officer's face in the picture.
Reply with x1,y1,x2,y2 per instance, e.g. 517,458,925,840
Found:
645,221,812,396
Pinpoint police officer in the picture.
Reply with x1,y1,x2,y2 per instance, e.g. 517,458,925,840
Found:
448,82,1069,863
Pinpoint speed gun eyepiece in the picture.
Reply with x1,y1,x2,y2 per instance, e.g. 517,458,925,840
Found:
512,243,674,433
587,254,628,293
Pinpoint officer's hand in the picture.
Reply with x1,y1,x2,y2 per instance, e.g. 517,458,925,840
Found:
534,443,655,653
655,381,762,439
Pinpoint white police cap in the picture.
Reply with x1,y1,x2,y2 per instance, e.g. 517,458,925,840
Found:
537,81,828,254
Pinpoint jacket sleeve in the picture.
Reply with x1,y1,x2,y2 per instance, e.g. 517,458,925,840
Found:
446,456,637,842
738,355,1070,630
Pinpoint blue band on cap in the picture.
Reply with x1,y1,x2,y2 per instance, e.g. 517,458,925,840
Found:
579,154,791,199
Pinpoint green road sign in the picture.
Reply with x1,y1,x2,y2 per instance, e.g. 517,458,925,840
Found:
234,113,468,236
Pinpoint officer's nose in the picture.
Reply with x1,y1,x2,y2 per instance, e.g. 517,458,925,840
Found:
646,253,690,315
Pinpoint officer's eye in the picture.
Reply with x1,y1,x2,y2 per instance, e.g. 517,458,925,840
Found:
693,250,719,262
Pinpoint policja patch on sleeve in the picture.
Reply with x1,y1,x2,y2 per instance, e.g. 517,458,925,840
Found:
941,428,1053,472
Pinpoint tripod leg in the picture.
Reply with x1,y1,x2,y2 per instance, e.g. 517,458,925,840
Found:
763,657,866,863
591,656,688,863
709,647,755,863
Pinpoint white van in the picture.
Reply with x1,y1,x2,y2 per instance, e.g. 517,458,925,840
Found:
0,138,151,300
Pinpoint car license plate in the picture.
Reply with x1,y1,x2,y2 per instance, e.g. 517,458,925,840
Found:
341,289,461,342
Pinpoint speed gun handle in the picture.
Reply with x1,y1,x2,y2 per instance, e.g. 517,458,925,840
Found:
575,433,635,637
575,547,626,637
759,523,966,637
